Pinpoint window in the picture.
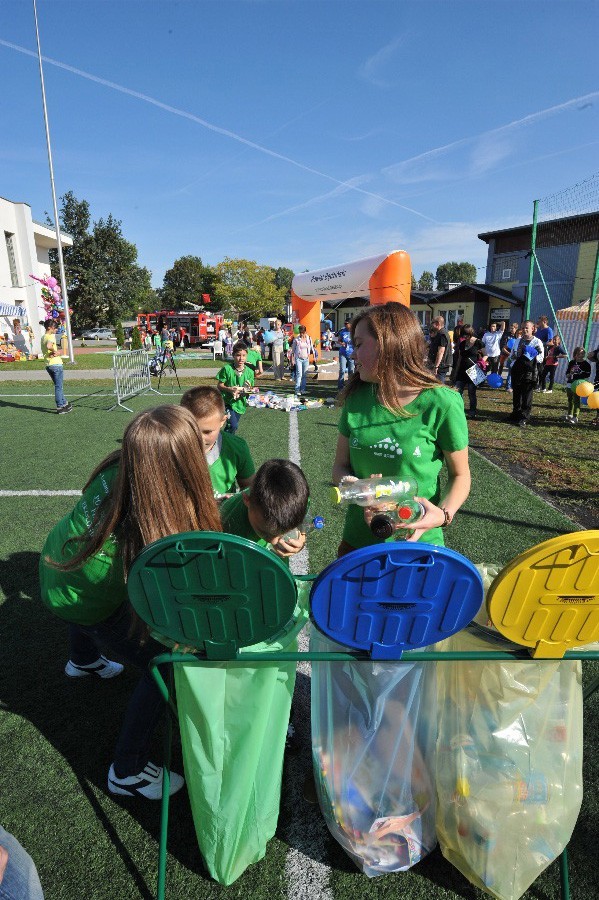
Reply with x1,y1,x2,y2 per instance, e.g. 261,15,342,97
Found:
4,232,18,287
414,309,431,327
492,255,519,283
437,309,464,330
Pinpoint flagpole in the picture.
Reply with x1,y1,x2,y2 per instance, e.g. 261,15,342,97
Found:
32,0,75,364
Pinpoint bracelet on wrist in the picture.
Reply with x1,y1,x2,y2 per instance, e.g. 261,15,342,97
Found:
440,507,453,527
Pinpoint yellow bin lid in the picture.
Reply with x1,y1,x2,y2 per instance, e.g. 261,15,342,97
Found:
486,530,599,658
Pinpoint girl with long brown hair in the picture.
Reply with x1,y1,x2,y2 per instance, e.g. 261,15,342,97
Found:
332,302,471,554
40,405,222,799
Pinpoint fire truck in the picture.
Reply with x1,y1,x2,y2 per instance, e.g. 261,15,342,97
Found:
136,310,224,347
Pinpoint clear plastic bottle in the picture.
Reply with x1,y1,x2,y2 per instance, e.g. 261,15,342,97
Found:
331,477,418,507
370,501,426,538
280,514,325,543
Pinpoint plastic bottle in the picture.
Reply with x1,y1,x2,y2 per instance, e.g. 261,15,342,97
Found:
370,501,426,538
331,477,418,507
279,515,325,543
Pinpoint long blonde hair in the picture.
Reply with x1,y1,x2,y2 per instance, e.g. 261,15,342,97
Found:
53,405,222,575
340,303,440,411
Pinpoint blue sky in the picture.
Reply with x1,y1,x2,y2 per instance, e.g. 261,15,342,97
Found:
2,0,598,288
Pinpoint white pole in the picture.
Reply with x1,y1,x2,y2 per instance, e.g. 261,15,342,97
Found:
32,0,75,364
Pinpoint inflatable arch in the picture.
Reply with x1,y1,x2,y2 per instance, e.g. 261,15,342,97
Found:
291,250,411,343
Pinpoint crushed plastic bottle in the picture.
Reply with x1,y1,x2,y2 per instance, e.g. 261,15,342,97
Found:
370,500,426,538
280,514,325,543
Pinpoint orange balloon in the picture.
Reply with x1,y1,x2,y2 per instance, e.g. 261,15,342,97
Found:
587,391,599,409
575,380,594,397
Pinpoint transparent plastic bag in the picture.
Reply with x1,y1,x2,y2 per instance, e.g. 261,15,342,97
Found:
435,636,583,900
311,630,437,876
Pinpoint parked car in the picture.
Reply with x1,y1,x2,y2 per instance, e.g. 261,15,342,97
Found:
81,327,114,340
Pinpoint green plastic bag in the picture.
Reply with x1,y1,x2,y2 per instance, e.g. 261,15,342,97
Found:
174,581,309,885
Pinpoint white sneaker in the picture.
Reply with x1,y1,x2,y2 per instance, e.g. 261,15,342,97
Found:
108,762,185,799
65,656,124,679
544,389,553,394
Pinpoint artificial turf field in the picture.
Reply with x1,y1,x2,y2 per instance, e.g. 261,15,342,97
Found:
0,379,597,900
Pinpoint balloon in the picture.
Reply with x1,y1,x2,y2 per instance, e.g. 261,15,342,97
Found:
575,380,594,397
262,330,276,345
51,310,59,318
506,338,516,350
46,277,58,288
487,373,503,389
587,391,599,409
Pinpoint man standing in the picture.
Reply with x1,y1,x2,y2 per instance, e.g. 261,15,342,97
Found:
481,321,505,374
427,316,452,384
271,318,286,381
337,318,354,391
507,320,544,427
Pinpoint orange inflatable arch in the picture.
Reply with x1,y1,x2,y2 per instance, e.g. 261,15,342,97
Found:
290,250,411,344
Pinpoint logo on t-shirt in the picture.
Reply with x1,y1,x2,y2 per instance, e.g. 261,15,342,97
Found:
370,436,403,459
413,446,421,457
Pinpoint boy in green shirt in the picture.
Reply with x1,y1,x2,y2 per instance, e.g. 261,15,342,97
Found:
181,386,255,497
220,459,308,559
245,339,263,377
217,341,255,433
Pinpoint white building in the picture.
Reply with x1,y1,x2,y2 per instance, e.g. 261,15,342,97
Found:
0,196,72,354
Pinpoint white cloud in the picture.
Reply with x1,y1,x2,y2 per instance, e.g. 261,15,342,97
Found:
358,36,404,88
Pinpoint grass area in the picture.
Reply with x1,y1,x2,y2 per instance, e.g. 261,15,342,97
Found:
0,351,338,371
0,383,597,900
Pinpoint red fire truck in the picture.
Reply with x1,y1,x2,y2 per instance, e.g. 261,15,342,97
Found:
136,310,224,347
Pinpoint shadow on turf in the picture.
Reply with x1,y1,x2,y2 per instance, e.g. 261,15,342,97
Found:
0,551,205,893
458,507,573,535
0,398,58,414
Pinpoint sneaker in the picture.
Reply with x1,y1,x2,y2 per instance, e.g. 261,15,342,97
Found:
65,656,124,679
543,389,553,394
518,420,528,427
57,403,73,414
108,762,184,799
567,416,578,425
285,722,300,753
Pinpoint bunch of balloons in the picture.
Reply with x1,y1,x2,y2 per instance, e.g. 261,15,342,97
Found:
573,378,599,409
30,273,71,321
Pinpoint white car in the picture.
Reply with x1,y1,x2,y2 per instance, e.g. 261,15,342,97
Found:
81,327,114,340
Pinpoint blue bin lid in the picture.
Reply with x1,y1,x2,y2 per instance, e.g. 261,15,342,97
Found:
309,542,483,659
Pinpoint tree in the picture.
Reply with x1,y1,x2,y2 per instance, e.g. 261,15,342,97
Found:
418,271,434,291
435,262,477,291
410,273,418,290
114,322,125,349
212,258,287,319
160,255,215,309
48,191,153,330
131,326,143,350
273,266,295,302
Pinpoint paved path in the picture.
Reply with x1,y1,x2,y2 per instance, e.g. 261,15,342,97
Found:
0,363,339,382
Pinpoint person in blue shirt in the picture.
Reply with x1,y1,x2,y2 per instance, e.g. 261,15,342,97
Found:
535,315,554,346
337,318,355,391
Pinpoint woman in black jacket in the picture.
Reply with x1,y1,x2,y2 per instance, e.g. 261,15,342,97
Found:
452,325,486,420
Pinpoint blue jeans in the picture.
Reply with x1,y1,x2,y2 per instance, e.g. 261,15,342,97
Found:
0,826,44,899
454,379,478,413
504,358,515,390
338,355,355,391
294,357,309,394
46,365,66,408
225,409,242,434
69,605,169,777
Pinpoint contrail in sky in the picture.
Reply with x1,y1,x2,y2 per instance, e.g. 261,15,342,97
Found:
0,38,438,223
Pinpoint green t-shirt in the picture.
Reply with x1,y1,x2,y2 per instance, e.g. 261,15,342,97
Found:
217,363,255,414
207,432,255,495
338,384,468,549
39,464,127,624
245,348,262,370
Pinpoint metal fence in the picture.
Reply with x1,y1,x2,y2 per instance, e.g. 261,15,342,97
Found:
110,350,159,411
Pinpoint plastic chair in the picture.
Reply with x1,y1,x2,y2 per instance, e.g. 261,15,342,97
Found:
212,339,223,360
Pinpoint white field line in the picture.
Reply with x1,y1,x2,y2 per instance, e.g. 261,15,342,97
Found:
284,411,333,900
0,490,82,497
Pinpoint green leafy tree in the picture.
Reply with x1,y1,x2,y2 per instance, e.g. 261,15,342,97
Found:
131,326,143,350
410,273,418,290
48,192,153,330
418,271,434,291
273,266,295,302
114,322,125,349
160,256,216,309
435,262,477,291
213,258,287,319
